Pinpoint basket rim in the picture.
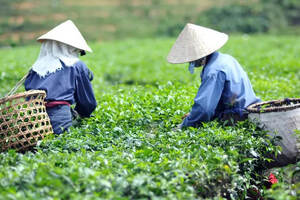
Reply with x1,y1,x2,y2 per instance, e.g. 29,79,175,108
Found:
247,98,300,113
0,90,46,105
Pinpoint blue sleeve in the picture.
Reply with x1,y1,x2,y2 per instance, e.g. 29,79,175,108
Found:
74,62,97,117
182,71,226,127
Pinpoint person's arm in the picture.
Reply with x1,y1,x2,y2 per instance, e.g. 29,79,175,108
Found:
181,71,226,128
74,62,97,117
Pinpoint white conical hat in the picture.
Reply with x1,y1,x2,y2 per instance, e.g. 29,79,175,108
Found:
167,23,228,64
37,20,92,53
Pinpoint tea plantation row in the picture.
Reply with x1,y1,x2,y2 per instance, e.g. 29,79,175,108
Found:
0,36,299,199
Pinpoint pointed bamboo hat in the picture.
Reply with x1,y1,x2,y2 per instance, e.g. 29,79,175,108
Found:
37,20,92,53
167,23,228,64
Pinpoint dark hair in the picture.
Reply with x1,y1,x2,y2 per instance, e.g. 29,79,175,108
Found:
80,50,86,56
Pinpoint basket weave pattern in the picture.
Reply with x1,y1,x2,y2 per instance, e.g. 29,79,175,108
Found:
0,90,53,152
247,98,300,113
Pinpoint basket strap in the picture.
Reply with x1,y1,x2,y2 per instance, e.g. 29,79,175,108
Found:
5,72,29,97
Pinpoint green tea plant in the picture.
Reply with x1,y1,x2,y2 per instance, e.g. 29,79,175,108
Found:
0,36,299,199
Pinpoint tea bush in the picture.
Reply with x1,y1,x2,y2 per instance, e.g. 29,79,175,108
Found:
0,36,299,199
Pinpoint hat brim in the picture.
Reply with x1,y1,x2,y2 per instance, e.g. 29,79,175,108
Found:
167,23,228,64
37,20,93,53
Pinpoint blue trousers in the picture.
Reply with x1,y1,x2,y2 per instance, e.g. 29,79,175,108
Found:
46,105,72,134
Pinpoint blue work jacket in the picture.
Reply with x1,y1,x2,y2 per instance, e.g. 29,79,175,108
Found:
182,52,260,127
25,60,97,117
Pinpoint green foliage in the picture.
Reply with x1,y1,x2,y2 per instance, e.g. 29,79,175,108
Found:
0,0,205,46
197,2,287,33
262,0,300,25
263,162,300,200
1,0,300,46
197,0,300,34
0,36,299,199
0,0,22,17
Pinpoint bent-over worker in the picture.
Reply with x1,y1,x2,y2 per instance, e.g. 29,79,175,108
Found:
167,23,260,128
24,20,97,134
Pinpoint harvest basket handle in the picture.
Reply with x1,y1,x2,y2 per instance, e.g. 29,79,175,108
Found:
5,72,29,98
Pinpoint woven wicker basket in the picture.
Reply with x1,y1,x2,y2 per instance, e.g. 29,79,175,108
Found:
247,98,300,167
247,98,300,113
0,90,53,152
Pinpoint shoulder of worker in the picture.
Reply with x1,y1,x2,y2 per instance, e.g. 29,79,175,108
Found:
73,60,89,71
207,52,240,74
73,60,93,75
73,60,94,81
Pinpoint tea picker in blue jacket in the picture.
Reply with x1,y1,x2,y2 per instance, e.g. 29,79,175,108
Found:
167,23,260,128
25,20,97,134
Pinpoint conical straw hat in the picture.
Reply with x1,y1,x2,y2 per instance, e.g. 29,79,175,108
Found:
37,20,92,53
167,23,228,64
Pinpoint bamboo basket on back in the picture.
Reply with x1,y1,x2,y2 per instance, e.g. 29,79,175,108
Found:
247,98,300,166
0,90,53,152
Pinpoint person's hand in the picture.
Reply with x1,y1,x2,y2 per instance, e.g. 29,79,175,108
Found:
182,112,190,120
172,123,183,132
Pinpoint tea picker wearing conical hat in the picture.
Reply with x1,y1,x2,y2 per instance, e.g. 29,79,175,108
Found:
24,20,97,134
167,23,261,128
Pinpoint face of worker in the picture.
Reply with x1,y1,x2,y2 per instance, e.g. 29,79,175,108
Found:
188,57,207,74
191,57,207,67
